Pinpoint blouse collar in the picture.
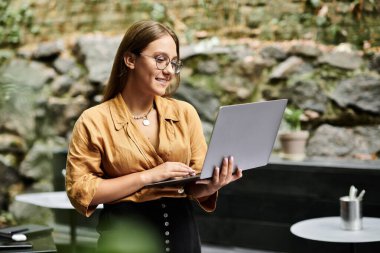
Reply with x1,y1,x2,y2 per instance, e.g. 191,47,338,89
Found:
110,93,179,130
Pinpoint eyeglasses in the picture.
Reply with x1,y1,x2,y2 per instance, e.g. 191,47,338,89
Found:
140,53,183,74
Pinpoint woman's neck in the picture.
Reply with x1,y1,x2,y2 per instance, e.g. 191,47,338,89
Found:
121,87,154,116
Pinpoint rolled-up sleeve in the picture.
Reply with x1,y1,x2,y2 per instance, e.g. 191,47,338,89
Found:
66,113,104,217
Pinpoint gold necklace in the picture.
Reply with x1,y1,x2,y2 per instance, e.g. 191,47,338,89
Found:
132,105,153,126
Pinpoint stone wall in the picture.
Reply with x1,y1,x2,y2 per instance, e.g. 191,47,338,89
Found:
4,0,380,47
1,34,380,225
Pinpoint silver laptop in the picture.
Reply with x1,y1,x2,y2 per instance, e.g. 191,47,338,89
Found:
145,99,287,187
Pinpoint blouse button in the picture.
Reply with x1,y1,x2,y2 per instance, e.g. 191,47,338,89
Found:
161,203,166,208
165,231,170,236
166,247,170,252
164,221,169,226
178,187,184,194
163,213,168,218
165,239,170,244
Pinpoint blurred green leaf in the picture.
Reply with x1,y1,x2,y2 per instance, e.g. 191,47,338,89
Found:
0,0,35,47
284,107,303,131
316,16,327,26
310,0,321,8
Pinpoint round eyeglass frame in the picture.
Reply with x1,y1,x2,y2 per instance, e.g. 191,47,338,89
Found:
140,53,183,74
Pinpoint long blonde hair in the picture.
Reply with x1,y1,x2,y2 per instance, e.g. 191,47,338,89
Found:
103,20,180,102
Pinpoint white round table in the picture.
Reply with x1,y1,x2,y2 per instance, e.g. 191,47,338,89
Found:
16,191,75,209
16,191,103,253
291,216,380,253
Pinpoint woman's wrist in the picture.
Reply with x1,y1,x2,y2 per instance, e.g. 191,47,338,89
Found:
139,170,151,186
186,183,217,199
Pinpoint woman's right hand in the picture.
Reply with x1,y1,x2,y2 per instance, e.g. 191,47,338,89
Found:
91,162,194,206
141,162,195,185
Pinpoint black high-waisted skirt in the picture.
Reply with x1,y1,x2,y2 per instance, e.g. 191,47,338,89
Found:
96,197,201,253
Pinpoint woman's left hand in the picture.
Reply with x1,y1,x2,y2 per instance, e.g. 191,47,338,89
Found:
195,156,242,196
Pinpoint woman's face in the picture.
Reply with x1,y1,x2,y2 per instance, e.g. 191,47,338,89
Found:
129,35,178,97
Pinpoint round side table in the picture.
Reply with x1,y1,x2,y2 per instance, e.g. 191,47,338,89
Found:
291,216,380,253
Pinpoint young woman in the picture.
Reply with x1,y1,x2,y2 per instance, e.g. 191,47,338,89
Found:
66,20,242,253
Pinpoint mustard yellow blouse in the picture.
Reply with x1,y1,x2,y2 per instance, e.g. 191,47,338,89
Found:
66,93,217,217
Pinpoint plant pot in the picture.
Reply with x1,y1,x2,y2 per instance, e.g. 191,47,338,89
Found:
279,130,309,161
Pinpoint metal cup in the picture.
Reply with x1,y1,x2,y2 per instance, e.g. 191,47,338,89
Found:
340,196,362,230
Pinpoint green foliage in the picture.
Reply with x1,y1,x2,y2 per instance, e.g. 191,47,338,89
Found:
0,211,17,227
0,0,38,47
151,3,166,22
309,0,321,8
307,0,379,46
284,107,303,132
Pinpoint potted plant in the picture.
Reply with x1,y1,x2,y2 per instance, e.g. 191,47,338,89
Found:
279,107,309,161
